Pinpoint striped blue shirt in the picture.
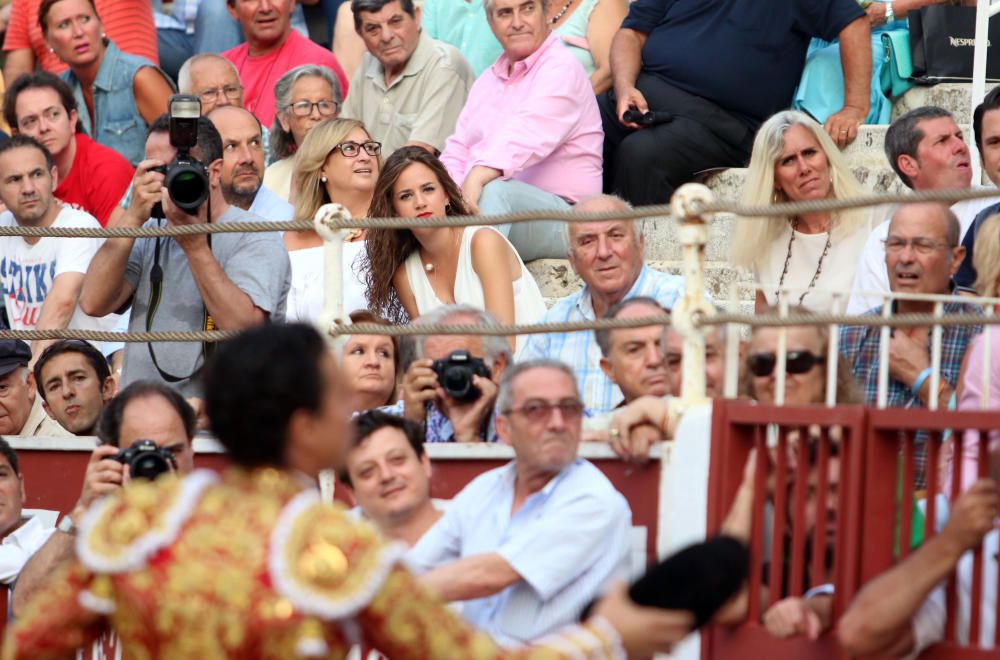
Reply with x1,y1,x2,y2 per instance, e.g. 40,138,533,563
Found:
406,458,631,646
517,264,685,413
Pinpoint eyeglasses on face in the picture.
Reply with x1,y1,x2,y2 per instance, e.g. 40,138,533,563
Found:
288,100,340,118
747,350,825,378
330,140,382,158
882,237,949,255
503,399,585,423
197,84,243,104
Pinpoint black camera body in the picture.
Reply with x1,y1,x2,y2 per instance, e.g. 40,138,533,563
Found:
151,94,209,219
114,439,177,481
431,350,492,402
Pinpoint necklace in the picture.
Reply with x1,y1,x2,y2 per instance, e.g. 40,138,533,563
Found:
550,0,574,23
774,218,833,306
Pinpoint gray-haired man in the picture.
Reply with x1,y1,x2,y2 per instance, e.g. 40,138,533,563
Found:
382,304,511,442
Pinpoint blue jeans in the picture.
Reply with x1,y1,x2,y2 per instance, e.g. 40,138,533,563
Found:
478,179,570,262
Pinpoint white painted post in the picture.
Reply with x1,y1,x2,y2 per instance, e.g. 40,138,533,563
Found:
724,280,740,399
670,184,716,408
826,292,842,407
313,203,355,504
775,297,789,407
929,302,944,411
877,297,893,409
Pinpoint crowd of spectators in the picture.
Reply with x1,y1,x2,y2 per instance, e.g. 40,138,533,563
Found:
0,0,995,656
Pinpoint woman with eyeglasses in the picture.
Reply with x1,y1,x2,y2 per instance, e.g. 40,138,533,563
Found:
731,111,877,313
363,147,546,351
743,307,862,406
286,118,379,324
40,0,175,166
264,65,343,203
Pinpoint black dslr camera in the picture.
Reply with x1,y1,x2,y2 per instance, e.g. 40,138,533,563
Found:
431,350,492,402
114,439,177,481
151,94,209,219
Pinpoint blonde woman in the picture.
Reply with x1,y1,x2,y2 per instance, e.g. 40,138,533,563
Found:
731,110,877,313
285,118,380,323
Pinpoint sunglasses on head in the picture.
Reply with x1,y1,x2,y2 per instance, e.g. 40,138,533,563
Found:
747,351,825,377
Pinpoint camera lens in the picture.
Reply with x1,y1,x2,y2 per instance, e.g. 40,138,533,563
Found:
130,452,172,481
166,160,209,214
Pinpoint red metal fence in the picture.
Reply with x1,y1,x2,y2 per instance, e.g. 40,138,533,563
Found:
705,400,1000,660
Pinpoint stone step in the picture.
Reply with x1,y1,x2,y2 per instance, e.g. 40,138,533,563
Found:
892,83,997,122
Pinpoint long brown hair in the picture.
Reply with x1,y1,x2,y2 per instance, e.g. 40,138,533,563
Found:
363,146,469,323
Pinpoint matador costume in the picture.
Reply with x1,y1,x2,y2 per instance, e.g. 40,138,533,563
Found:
2,468,627,659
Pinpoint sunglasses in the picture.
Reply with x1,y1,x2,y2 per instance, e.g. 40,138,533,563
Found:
747,351,825,377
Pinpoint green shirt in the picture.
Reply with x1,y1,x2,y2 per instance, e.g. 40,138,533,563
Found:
422,0,502,76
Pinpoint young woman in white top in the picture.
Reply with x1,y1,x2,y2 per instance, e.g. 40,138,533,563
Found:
286,118,378,323
363,147,546,351
731,110,877,313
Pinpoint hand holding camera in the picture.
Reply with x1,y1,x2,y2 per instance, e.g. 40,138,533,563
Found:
402,358,440,423
72,440,177,526
431,351,495,443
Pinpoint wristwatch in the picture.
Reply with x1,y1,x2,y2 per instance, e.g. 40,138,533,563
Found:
885,2,895,23
57,515,76,535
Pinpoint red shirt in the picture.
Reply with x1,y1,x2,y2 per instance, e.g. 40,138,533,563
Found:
3,0,158,73
223,31,349,128
56,133,134,227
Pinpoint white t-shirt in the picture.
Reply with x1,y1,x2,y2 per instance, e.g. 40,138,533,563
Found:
846,194,1000,314
0,206,115,332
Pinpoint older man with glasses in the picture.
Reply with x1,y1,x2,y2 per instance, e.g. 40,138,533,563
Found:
407,358,632,646
840,202,982,488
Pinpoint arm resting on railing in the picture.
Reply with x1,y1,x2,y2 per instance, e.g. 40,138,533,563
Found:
837,479,999,656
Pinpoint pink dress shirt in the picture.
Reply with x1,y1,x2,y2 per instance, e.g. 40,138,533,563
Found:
440,31,602,204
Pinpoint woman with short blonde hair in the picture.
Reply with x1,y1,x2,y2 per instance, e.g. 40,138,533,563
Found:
285,118,380,323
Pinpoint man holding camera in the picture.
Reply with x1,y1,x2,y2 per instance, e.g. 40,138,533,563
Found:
11,379,196,615
383,305,510,443
80,102,291,396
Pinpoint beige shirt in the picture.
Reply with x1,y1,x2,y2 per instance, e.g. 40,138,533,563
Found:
263,157,294,203
19,396,71,438
342,31,474,155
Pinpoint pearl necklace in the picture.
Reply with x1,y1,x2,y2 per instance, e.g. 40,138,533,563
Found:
550,0,574,24
774,218,832,306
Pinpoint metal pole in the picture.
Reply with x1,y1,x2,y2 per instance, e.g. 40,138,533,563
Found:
670,183,716,408
972,0,992,184
313,203,354,504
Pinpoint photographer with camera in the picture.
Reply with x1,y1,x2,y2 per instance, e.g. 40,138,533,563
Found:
384,305,509,443
80,95,291,397
11,379,196,616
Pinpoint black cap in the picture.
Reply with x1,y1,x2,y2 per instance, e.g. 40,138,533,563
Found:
0,340,31,377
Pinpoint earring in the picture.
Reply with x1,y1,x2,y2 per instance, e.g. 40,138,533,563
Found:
101,33,107,39
320,175,327,183
48,47,54,53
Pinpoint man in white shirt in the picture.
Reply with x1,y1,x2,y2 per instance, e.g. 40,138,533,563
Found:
848,107,998,313
207,106,293,222
407,359,632,645
0,136,109,359
0,437,55,595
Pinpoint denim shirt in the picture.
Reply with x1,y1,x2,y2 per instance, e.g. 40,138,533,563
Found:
63,41,176,166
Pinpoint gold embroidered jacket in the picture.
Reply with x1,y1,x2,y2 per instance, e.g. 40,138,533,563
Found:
2,468,625,659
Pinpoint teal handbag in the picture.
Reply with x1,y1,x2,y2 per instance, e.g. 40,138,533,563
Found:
881,28,914,97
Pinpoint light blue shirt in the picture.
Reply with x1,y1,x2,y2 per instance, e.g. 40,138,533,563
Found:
422,0,503,77
249,184,294,221
517,264,686,413
406,458,631,645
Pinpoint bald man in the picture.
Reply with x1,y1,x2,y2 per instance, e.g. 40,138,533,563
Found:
207,105,293,222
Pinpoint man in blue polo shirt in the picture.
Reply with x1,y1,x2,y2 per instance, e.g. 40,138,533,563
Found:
600,0,871,206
